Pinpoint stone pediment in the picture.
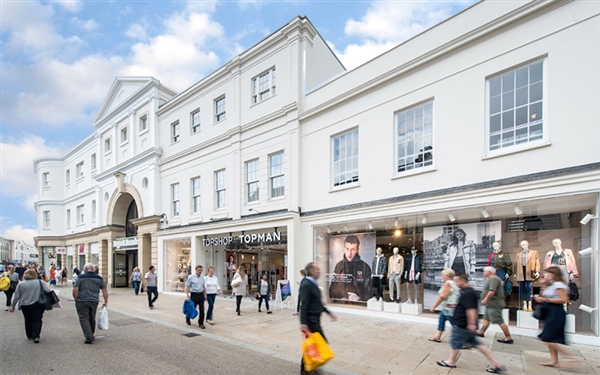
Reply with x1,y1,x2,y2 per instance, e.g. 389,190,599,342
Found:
94,77,157,126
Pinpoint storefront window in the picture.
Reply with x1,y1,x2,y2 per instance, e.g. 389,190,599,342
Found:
164,239,191,292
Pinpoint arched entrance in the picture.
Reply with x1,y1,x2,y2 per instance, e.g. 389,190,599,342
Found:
110,193,139,287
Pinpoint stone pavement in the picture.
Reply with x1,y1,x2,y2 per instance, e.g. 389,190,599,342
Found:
99,287,600,375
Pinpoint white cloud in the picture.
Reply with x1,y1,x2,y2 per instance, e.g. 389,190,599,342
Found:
1,225,37,247
71,17,100,32
56,0,83,13
125,23,148,40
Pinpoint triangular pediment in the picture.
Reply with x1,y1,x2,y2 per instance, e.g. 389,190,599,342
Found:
94,77,157,126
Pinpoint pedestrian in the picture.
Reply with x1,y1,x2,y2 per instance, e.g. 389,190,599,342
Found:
144,265,159,309
72,263,108,344
61,267,68,287
37,265,46,281
299,262,337,374
205,266,224,324
15,263,26,281
55,266,62,286
293,269,306,316
3,265,20,311
436,271,505,373
129,267,142,295
49,265,57,286
72,267,81,286
534,266,579,368
232,267,248,316
257,273,273,314
185,265,207,329
9,269,51,343
476,266,513,343
428,268,459,342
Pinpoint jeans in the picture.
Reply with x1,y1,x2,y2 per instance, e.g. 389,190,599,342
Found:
76,301,98,341
496,269,506,282
191,292,205,325
4,288,15,306
258,294,270,310
132,280,141,295
437,313,453,332
21,302,44,339
206,294,216,321
236,295,243,313
519,281,533,302
147,286,158,307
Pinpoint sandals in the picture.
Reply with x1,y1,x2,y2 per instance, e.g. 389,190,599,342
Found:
486,365,507,373
428,337,441,343
436,360,456,368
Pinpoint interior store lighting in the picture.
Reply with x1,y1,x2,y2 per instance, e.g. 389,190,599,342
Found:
448,213,456,222
327,227,331,234
579,304,598,314
344,225,349,232
394,229,401,237
394,219,399,227
579,247,596,256
316,235,324,241
580,214,597,225
514,205,522,216
421,217,427,225
368,222,373,230
481,209,490,218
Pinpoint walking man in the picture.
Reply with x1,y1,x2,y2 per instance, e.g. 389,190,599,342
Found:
145,265,158,309
185,265,207,329
436,271,505,373
299,262,337,374
477,266,514,344
73,263,108,344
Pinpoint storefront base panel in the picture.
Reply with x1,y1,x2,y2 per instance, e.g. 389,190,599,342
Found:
327,306,600,347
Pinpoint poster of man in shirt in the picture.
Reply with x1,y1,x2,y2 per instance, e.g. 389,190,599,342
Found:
422,222,501,309
328,232,374,302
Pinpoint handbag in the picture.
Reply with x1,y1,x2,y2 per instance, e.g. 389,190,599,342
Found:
569,281,580,301
0,273,10,291
302,332,335,372
231,274,242,288
533,302,546,321
38,280,54,311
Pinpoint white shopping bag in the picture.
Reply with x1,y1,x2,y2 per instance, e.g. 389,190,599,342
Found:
98,307,109,330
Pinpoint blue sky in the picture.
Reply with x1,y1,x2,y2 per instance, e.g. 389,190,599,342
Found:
0,0,475,246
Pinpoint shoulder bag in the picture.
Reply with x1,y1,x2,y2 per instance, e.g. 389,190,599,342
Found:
533,302,546,321
38,280,60,310
231,274,242,288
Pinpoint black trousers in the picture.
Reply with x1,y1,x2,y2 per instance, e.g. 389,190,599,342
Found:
21,302,44,339
301,319,327,373
4,288,15,306
236,295,243,313
371,277,384,299
76,301,98,341
190,292,205,325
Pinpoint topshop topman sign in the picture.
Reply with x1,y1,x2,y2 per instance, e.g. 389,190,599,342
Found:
202,231,281,247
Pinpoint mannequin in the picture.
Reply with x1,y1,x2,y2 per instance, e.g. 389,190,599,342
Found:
387,247,404,303
404,247,423,304
544,238,578,282
487,242,513,282
371,247,387,300
513,240,540,311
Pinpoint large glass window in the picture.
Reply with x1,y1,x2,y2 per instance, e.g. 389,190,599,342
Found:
396,101,433,172
171,183,180,217
332,129,358,187
269,152,284,198
215,170,226,209
246,159,259,202
191,177,201,214
488,59,544,151
252,68,276,104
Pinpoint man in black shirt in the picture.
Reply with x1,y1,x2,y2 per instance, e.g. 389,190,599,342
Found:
436,272,505,373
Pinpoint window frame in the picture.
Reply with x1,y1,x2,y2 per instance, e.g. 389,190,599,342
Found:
139,114,148,134
331,128,359,188
120,126,128,144
104,138,111,154
252,67,276,104
66,209,71,228
191,109,201,134
269,152,285,199
76,204,84,225
191,177,201,214
66,169,71,185
245,159,260,203
214,169,226,209
43,211,50,228
91,154,97,171
214,96,226,123
171,121,180,144
42,172,50,187
91,200,96,223
171,183,180,217
394,100,434,175
76,161,84,179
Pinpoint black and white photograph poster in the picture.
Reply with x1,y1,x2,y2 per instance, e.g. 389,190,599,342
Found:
328,232,375,302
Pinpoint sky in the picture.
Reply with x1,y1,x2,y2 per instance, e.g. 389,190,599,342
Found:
0,0,476,248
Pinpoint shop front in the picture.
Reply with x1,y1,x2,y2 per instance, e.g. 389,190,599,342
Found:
312,193,598,339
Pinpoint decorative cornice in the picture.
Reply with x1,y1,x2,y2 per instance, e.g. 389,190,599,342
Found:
93,147,162,182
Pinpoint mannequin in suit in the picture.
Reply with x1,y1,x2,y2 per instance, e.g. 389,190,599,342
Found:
387,247,403,302
404,247,423,304
513,240,540,311
544,238,578,282
371,247,387,300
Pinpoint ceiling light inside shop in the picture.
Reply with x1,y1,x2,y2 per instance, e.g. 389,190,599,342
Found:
394,229,401,237
368,222,373,230
421,217,427,225
317,235,324,241
514,205,522,216
580,214,597,225
344,225,349,232
448,213,456,222
481,209,490,218
327,227,332,234
394,219,399,227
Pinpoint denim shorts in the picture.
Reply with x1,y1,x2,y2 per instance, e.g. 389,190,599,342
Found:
450,326,481,349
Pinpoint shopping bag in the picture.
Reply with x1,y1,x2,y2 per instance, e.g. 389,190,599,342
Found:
98,307,109,330
302,332,335,372
0,273,10,291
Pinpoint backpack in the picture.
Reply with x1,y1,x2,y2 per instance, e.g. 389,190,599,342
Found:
569,281,580,301
0,273,10,291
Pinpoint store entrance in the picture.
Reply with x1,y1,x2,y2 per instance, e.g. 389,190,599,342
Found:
226,248,286,294
113,250,137,287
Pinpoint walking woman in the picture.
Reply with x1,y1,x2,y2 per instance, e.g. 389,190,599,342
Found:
49,266,57,286
205,266,224,324
428,268,459,342
232,267,248,316
3,265,20,311
534,266,579,368
9,269,52,343
257,273,273,314
130,267,142,295
61,267,68,287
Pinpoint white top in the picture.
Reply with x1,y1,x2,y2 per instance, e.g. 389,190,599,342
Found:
543,281,568,299
205,275,221,294
145,272,157,287
232,274,248,296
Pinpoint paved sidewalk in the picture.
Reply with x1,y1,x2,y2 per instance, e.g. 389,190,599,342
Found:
96,287,599,374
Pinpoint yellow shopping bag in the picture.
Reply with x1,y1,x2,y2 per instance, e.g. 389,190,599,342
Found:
302,332,335,372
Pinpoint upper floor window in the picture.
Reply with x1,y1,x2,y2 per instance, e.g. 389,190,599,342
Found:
66,209,71,228
91,200,96,223
215,169,226,209
42,172,50,187
43,211,50,228
139,115,148,132
252,68,276,104
191,110,201,134
171,183,180,217
215,96,226,122
171,121,180,143
120,126,128,144
332,129,358,187
104,138,111,153
191,177,201,214
91,154,97,171
76,204,84,225
76,161,84,178
246,159,259,203
66,169,70,185
396,101,433,173
269,152,285,198
488,59,544,152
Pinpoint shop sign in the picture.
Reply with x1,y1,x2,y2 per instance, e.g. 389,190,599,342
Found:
78,244,85,254
202,231,281,246
56,247,67,254
114,236,138,249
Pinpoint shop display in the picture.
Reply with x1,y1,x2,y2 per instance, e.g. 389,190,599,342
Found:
371,247,387,301
404,248,423,304
387,247,403,302
170,248,190,292
328,233,375,302
487,242,512,282
544,238,578,282
513,240,540,312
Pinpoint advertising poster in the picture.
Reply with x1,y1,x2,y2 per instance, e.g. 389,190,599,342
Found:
423,221,501,309
328,232,376,302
